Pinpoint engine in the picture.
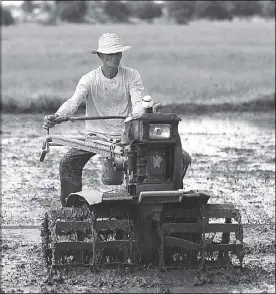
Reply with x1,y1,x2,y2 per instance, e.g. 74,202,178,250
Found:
118,111,184,195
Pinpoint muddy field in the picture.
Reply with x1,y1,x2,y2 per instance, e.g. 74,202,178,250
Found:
1,112,275,293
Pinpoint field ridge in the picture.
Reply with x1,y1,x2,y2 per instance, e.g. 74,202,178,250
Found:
1,92,274,114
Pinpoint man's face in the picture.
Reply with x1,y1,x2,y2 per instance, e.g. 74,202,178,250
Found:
99,52,122,67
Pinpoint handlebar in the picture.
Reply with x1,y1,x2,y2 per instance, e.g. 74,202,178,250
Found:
60,115,128,122
43,115,128,130
43,102,162,131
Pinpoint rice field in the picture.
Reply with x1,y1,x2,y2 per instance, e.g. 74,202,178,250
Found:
1,18,275,112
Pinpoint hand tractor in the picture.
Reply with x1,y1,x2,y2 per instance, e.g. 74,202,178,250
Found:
40,99,245,273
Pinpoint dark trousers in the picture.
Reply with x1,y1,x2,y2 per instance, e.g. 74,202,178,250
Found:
59,148,95,206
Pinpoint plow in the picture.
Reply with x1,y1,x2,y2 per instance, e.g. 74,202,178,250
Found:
40,100,245,273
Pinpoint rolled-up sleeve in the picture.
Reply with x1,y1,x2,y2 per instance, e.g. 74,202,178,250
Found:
55,75,88,117
130,70,144,115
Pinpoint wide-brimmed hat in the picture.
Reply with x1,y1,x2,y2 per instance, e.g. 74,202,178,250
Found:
91,33,131,55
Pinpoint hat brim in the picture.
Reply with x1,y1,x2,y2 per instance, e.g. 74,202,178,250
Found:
91,45,131,54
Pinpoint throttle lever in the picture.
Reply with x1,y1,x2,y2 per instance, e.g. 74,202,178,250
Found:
39,150,47,162
40,127,50,162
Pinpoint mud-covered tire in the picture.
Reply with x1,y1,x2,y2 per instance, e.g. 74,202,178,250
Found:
47,206,92,223
41,206,94,268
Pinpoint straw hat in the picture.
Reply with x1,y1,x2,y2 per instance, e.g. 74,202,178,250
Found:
91,33,131,54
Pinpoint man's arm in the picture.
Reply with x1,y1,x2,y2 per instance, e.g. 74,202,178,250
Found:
129,70,145,115
55,75,88,118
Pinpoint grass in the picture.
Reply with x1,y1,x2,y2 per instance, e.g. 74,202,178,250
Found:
1,19,275,113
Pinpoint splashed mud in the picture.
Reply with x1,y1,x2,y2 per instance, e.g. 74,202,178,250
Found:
1,112,275,293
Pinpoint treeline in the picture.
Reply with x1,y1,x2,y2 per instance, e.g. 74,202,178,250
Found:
2,0,275,26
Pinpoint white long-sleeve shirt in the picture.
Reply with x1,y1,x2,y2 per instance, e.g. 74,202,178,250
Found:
55,66,144,137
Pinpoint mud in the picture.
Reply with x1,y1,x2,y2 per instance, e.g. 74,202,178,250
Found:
1,112,275,293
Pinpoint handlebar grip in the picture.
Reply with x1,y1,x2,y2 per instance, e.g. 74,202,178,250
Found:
40,150,47,162
53,116,69,123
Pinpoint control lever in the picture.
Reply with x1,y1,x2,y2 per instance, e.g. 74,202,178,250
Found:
40,127,49,162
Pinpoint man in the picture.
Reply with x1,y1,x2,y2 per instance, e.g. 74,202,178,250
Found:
44,33,145,206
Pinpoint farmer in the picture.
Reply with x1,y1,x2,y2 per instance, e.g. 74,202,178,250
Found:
44,32,191,207
44,32,146,206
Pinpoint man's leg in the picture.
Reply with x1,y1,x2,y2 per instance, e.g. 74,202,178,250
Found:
59,148,95,207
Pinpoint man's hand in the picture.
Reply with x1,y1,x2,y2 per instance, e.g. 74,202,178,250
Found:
44,114,60,128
